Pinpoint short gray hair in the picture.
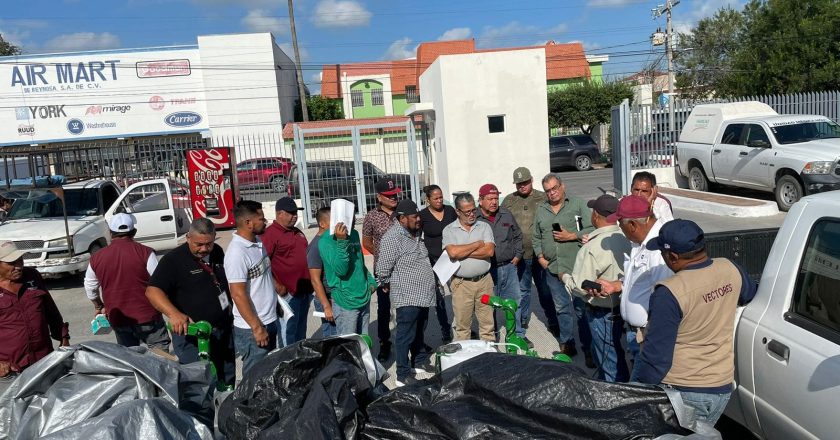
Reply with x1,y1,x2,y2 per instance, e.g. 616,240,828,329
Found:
542,173,562,187
189,218,216,236
619,216,650,225
454,192,475,209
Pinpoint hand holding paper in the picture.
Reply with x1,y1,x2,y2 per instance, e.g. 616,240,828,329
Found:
330,199,355,235
433,250,460,283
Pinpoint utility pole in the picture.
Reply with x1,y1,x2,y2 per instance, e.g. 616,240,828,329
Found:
652,0,679,135
288,0,309,121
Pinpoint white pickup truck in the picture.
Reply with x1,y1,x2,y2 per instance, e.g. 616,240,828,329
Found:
0,178,191,277
676,102,840,211
724,190,840,439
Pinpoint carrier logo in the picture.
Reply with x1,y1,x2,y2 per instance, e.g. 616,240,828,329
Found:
149,95,165,111
17,124,35,136
86,104,131,115
136,59,191,78
164,111,202,127
67,118,84,135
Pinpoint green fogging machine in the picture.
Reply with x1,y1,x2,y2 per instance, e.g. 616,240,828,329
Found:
166,320,233,391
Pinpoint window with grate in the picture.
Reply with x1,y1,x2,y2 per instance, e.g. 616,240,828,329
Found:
351,90,364,107
405,85,419,103
371,89,384,106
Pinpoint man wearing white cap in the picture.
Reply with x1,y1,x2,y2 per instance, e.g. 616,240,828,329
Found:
84,213,170,351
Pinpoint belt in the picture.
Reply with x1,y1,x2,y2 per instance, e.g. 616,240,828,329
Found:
585,303,620,314
453,273,488,282
493,260,513,267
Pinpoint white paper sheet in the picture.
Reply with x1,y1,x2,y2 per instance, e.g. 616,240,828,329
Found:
329,198,355,235
433,250,461,283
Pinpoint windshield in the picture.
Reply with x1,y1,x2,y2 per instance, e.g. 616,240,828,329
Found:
770,120,840,144
8,188,100,220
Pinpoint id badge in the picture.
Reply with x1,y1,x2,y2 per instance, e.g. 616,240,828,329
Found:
218,291,230,310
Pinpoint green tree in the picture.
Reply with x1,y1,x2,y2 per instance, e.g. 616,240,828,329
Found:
674,7,745,100
547,81,633,134
0,34,21,56
295,95,344,121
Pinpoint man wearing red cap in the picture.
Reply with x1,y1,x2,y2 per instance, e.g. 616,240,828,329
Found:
476,183,528,345
597,195,674,363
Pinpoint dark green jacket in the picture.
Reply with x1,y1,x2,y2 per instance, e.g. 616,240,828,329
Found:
501,189,546,260
532,197,594,275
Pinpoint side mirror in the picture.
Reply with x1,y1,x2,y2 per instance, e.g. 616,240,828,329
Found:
748,140,770,148
115,205,126,214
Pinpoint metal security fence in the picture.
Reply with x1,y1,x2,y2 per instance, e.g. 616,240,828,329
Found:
291,120,422,225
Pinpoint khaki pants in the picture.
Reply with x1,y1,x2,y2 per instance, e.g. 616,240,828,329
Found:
450,274,495,341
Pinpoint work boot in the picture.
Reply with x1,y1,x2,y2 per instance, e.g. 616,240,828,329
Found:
557,343,577,357
377,342,391,362
584,351,596,369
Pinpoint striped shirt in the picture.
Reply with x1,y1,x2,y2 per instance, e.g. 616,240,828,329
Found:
375,224,436,308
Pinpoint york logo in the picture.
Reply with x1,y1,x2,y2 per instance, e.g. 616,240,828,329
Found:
164,111,202,127
28,105,66,119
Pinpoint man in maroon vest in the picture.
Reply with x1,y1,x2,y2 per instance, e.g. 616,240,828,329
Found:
84,213,170,350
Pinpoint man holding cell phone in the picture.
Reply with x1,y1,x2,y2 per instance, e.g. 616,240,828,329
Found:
532,174,595,359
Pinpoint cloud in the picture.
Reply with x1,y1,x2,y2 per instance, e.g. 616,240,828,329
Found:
437,27,472,41
477,22,568,48
41,32,121,52
383,37,414,60
308,72,322,95
312,0,372,28
0,19,49,51
278,42,310,62
242,9,289,35
587,0,637,7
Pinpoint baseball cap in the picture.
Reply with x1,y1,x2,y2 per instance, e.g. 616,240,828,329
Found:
0,241,25,263
478,183,500,198
394,199,418,216
275,196,298,214
646,219,706,253
610,195,653,222
109,213,136,232
374,178,402,196
587,194,619,217
512,167,532,184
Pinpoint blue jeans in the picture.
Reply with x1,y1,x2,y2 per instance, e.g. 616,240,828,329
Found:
574,296,592,353
313,297,337,337
679,390,732,425
544,273,592,349
332,300,370,336
376,285,391,346
491,263,524,337
517,258,558,330
172,325,236,386
433,275,452,339
233,321,278,376
284,294,312,346
626,327,641,362
586,306,628,382
113,318,171,351
395,306,429,378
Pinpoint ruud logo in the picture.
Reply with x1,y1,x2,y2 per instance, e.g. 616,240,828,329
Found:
17,125,35,136
164,111,202,127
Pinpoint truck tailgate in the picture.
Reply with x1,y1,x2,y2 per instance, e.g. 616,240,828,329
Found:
706,228,779,283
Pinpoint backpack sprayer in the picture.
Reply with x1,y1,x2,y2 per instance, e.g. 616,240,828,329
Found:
166,321,234,391
435,294,571,372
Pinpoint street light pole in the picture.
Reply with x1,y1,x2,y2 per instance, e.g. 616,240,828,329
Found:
288,0,309,122
653,0,679,135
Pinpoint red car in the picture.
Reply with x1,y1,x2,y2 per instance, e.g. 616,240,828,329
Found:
236,157,293,193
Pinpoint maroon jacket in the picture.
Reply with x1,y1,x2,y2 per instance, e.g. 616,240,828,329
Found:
0,268,68,372
90,238,160,327
262,221,313,296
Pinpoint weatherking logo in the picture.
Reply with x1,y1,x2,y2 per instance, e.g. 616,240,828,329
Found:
149,96,165,111
86,104,131,115
164,111,202,127
136,59,191,78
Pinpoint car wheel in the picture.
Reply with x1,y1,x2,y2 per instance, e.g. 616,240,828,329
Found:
309,195,327,215
630,153,640,168
774,174,803,212
574,155,592,171
688,166,709,192
89,241,103,255
270,176,288,193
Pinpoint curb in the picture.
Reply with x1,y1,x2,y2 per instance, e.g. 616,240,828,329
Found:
664,190,780,218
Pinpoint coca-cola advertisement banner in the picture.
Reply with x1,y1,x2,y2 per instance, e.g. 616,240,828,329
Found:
186,147,237,228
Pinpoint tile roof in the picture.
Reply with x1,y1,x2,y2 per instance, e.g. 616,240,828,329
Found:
282,116,410,139
319,39,593,99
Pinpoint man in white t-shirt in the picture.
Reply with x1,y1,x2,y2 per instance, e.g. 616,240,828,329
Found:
631,172,673,223
224,200,279,375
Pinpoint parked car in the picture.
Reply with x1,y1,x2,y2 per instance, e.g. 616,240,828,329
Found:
549,135,599,171
676,101,840,211
629,132,675,167
288,160,412,216
707,191,840,439
236,157,293,193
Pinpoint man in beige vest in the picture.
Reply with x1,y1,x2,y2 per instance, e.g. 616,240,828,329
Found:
632,219,757,425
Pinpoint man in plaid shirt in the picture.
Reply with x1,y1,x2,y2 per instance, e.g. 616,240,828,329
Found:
375,199,436,387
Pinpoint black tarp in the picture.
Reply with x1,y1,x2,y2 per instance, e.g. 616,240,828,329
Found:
362,352,693,440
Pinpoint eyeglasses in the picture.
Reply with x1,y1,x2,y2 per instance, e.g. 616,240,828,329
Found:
545,184,562,194
458,208,478,217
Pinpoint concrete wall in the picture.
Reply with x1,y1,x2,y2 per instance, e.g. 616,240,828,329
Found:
420,49,550,199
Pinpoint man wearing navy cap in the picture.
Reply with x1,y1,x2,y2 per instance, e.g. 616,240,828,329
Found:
633,219,757,425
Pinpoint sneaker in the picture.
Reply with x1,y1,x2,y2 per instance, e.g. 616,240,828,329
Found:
377,342,391,362
395,375,419,387
412,357,436,375
557,343,578,357
584,351,596,369
523,337,534,349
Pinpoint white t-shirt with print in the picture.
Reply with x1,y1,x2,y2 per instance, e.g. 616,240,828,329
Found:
224,233,278,329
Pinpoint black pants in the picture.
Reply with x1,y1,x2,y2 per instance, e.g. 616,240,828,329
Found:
376,285,391,345
395,306,430,377
172,325,236,386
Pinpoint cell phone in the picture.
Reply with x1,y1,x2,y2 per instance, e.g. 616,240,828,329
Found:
552,223,562,232
582,280,602,292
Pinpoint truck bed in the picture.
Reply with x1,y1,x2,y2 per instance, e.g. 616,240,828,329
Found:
705,228,779,282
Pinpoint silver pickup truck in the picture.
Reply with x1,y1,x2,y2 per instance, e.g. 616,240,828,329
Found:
723,190,840,439
676,102,840,211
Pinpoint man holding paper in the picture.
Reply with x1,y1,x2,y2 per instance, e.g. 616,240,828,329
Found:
320,200,376,336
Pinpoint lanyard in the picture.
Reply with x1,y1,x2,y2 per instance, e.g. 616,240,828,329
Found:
196,258,224,292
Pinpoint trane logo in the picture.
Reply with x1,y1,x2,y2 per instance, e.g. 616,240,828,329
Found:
164,111,202,127
28,105,66,119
